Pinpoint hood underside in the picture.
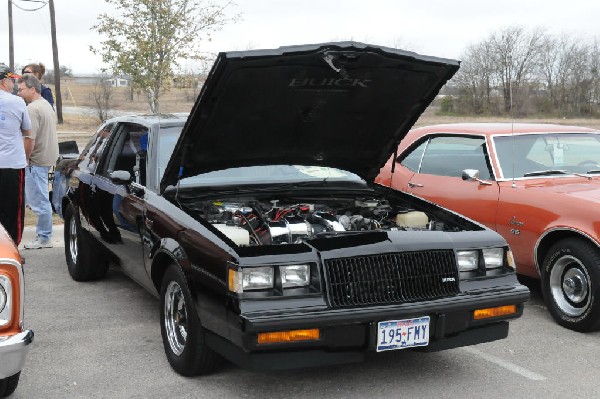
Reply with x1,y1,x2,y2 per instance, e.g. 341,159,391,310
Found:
161,41,459,192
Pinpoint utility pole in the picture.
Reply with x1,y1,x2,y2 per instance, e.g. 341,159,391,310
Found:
49,0,63,123
8,0,14,69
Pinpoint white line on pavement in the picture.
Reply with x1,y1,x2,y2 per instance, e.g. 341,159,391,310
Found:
461,346,547,381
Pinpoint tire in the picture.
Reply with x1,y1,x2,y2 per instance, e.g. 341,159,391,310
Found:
64,204,109,281
0,372,20,398
159,264,222,376
541,238,600,332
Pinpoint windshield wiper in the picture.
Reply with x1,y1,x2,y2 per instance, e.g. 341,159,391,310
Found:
523,169,592,180
523,169,568,177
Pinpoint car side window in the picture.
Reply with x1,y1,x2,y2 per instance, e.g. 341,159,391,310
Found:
103,123,149,185
399,140,428,172
419,136,492,179
79,123,116,174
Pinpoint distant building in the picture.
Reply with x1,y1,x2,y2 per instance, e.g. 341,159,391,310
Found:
69,75,100,85
106,77,129,87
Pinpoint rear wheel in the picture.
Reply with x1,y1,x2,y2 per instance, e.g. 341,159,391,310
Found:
0,372,20,398
542,238,600,332
160,264,221,376
64,204,109,281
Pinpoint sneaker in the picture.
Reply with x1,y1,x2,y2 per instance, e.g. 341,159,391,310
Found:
24,236,53,249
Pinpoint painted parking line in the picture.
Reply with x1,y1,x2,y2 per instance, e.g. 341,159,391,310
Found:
461,346,547,381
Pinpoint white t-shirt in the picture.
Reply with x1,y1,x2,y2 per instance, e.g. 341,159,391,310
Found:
0,90,31,169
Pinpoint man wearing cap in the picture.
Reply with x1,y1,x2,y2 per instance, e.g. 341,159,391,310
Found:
17,74,59,249
0,64,33,245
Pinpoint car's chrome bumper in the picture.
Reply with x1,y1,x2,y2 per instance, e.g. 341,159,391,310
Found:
0,330,34,379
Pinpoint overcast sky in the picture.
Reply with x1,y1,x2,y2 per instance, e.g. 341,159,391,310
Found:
2,0,600,75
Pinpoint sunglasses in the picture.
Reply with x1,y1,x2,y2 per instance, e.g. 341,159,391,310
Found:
22,70,33,74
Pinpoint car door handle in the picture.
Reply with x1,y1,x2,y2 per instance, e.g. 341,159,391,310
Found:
408,182,424,188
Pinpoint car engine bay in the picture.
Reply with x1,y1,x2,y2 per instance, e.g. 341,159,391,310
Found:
178,192,467,247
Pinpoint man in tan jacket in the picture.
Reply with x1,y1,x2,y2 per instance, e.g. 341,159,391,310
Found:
17,74,59,249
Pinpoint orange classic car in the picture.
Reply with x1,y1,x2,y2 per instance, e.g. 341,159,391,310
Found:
0,225,33,397
376,123,600,332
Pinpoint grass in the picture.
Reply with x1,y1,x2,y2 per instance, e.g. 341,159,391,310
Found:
25,208,62,227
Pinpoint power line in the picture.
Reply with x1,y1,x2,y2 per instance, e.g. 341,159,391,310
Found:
11,0,48,12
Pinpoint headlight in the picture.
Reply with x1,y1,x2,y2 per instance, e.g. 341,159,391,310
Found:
0,275,11,326
456,250,479,271
242,266,274,291
281,264,310,288
228,266,274,293
0,283,6,313
482,248,504,269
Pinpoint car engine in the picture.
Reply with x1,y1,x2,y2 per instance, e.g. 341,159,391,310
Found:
190,197,441,246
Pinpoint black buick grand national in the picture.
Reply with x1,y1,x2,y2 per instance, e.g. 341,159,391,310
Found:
52,42,529,376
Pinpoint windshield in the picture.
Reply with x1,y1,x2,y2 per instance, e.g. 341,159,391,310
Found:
157,127,364,187
493,133,600,178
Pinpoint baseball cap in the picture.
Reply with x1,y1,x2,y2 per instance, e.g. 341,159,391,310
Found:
0,64,22,79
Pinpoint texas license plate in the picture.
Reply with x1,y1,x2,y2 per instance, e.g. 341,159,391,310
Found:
376,316,430,352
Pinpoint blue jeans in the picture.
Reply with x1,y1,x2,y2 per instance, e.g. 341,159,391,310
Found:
25,165,53,240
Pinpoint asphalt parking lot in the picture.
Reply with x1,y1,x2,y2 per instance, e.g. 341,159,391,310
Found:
13,225,600,398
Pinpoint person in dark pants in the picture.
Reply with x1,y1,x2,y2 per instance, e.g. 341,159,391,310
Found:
0,64,33,245
21,63,54,110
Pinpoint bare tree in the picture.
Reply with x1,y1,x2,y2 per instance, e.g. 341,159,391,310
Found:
589,40,600,115
454,41,498,114
179,56,214,102
488,26,547,115
92,76,114,123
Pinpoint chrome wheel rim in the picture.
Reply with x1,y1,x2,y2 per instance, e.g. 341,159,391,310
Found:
549,255,591,317
68,216,78,263
164,281,187,356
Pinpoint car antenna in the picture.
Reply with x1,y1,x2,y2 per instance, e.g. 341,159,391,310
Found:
511,122,516,188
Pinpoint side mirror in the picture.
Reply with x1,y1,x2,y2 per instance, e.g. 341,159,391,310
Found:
462,169,492,186
110,170,132,183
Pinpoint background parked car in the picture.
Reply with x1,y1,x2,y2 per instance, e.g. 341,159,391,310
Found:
0,225,34,397
377,123,600,332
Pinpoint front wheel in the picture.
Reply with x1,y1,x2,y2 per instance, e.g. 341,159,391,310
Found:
64,204,109,281
542,238,600,332
159,265,221,376
0,372,20,398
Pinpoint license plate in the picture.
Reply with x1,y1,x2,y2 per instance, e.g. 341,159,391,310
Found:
376,316,430,352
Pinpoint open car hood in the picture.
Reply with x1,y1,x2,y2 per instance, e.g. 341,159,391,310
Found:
161,42,459,192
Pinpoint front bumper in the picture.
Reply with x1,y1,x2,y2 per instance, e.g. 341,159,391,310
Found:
0,330,34,379
208,284,529,371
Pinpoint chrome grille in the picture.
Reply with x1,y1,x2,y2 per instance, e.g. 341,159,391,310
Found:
324,251,459,308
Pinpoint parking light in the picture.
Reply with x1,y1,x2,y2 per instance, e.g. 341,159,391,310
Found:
257,329,320,344
506,249,516,270
473,305,517,320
